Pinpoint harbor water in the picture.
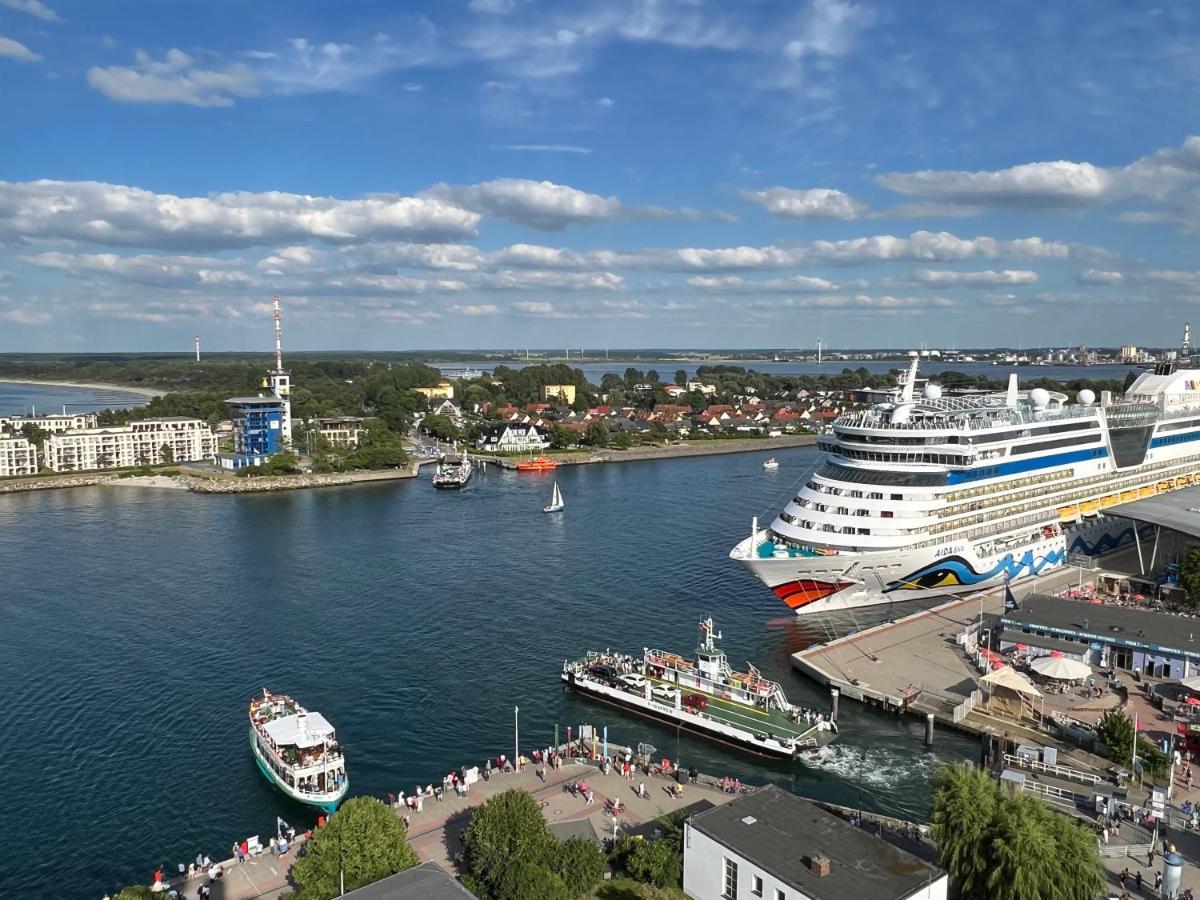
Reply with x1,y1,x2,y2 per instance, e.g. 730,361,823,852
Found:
0,380,151,416
0,426,977,898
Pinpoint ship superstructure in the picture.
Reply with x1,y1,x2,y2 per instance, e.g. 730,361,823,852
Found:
731,356,1200,614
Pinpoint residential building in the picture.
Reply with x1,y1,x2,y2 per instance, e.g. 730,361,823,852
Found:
683,785,947,900
0,436,38,477
413,382,455,401
477,422,550,453
0,412,98,434
542,383,577,404
225,396,287,467
431,399,463,426
44,418,216,472
687,381,717,395
312,416,367,448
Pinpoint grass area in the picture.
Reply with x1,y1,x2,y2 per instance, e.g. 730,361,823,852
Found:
584,879,688,900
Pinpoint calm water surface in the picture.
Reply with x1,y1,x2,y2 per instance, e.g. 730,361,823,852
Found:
0,443,978,898
0,381,150,415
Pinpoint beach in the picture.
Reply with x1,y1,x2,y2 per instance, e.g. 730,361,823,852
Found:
0,378,163,399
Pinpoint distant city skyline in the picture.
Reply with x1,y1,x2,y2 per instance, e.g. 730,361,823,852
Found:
1,0,1198,351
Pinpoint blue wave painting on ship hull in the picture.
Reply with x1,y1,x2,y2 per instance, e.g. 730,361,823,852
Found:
886,525,1151,592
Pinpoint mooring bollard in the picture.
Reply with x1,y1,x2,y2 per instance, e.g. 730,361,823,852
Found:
830,687,840,723
924,713,935,747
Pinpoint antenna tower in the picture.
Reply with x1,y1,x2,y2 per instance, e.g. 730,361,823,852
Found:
194,335,200,363
273,295,284,373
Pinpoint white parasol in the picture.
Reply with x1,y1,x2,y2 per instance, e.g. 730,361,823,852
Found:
1030,655,1092,681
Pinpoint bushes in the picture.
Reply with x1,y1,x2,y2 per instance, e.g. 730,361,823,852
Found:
291,796,418,900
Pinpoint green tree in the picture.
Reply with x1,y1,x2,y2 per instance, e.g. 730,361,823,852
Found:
344,427,409,470
584,420,609,448
291,796,418,900
931,763,1102,900
494,860,570,900
1180,548,1200,611
461,789,554,893
159,443,175,465
674,369,688,387
1095,709,1135,764
550,836,605,897
622,838,682,888
550,424,575,450
113,887,155,900
259,450,301,476
613,431,634,450
422,414,460,442
20,423,48,449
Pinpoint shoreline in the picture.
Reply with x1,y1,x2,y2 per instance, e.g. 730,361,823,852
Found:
0,378,162,400
486,433,817,469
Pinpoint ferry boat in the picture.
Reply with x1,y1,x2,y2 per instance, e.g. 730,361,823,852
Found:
517,455,558,472
561,618,836,758
731,355,1200,615
248,690,348,812
432,454,473,489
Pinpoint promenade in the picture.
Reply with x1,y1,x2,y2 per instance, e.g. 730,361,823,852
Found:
149,754,733,899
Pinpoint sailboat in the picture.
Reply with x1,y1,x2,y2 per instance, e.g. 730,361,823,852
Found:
543,480,565,513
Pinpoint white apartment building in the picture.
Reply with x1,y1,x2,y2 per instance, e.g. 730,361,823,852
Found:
683,786,947,900
0,412,98,434
0,436,39,477
45,417,217,472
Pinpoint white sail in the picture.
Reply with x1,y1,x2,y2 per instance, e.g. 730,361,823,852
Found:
552,481,563,507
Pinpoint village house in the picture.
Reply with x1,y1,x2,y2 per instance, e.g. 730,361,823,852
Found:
413,382,455,401
540,384,577,404
687,381,717,395
311,416,367,448
431,399,463,427
476,422,551,453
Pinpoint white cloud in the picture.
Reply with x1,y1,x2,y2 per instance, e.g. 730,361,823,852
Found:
426,178,621,230
687,274,839,292
1076,269,1125,285
877,135,1200,215
480,270,623,291
513,300,557,315
21,251,254,288
448,303,500,316
1,0,59,22
911,269,1038,287
469,0,519,12
87,49,259,107
0,180,481,250
597,96,614,107
0,35,41,63
742,187,865,220
491,243,587,269
498,144,593,154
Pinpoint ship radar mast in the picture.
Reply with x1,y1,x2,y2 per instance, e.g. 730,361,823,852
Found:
698,617,722,652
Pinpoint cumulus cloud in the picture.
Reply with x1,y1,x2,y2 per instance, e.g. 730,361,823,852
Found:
0,180,481,250
687,274,839,292
0,35,41,62
741,187,865,220
498,144,592,154
911,269,1038,287
448,303,500,316
21,251,254,288
87,49,260,107
1076,269,1125,285
1,0,59,22
876,135,1200,216
426,178,621,230
513,300,557,315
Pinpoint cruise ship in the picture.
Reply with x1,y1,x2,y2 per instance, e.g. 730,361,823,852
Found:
731,356,1200,614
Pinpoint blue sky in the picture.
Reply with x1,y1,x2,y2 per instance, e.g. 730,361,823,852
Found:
1,0,1198,352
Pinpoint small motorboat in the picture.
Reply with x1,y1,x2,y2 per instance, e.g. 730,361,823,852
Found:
762,458,780,471
543,480,565,513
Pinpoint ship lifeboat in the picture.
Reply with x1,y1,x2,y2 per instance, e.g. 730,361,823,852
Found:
1120,490,1138,503
1139,485,1157,499
1179,474,1194,488
1157,480,1173,493
1079,500,1100,517
1100,494,1118,509
1058,505,1080,523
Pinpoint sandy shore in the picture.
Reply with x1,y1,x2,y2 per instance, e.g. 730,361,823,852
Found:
0,378,162,399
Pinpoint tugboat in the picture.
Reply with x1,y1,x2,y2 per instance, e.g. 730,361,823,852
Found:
562,618,836,758
432,454,473,489
517,455,558,472
248,690,348,812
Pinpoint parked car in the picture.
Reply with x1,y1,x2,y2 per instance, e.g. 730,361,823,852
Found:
618,673,647,690
682,693,708,710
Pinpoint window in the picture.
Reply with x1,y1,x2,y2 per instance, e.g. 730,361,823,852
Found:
723,858,738,899
775,891,785,900
751,873,763,897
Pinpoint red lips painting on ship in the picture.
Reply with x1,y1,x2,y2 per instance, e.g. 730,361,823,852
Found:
772,580,854,610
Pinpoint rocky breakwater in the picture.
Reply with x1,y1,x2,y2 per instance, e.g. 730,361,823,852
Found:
0,474,113,493
187,473,357,493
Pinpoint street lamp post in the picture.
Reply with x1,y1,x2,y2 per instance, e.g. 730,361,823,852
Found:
514,706,520,771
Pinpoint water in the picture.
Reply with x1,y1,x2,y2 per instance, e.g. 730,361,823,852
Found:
0,381,151,416
431,359,1142,383
0,446,978,899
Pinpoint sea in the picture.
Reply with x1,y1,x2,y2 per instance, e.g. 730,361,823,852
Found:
0,380,152,416
0,384,979,899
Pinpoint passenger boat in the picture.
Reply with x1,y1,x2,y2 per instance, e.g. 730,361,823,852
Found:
517,455,558,472
732,347,1200,615
248,690,348,812
543,480,565,513
561,618,836,758
762,458,780,471
432,454,473,489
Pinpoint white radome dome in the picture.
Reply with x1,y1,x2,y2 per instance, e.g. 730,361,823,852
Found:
923,383,943,400
1077,389,1096,406
1029,388,1050,409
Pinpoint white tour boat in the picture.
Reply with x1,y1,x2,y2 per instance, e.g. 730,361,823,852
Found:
248,690,348,812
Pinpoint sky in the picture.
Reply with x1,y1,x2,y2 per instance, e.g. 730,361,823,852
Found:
0,0,1199,352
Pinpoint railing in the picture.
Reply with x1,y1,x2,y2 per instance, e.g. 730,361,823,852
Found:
1002,753,1101,785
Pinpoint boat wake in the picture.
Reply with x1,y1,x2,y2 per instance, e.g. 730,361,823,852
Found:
797,742,943,791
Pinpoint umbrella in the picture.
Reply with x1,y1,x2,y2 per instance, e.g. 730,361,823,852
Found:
1188,696,1200,706
1030,655,1092,680
1015,643,1028,651
1180,675,1200,693
1050,650,1064,658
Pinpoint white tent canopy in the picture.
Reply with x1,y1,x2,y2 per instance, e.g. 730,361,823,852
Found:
1179,675,1200,693
1030,656,1092,681
263,711,335,748
980,665,1042,697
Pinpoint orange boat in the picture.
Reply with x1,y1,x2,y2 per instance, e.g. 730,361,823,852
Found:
516,455,558,472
